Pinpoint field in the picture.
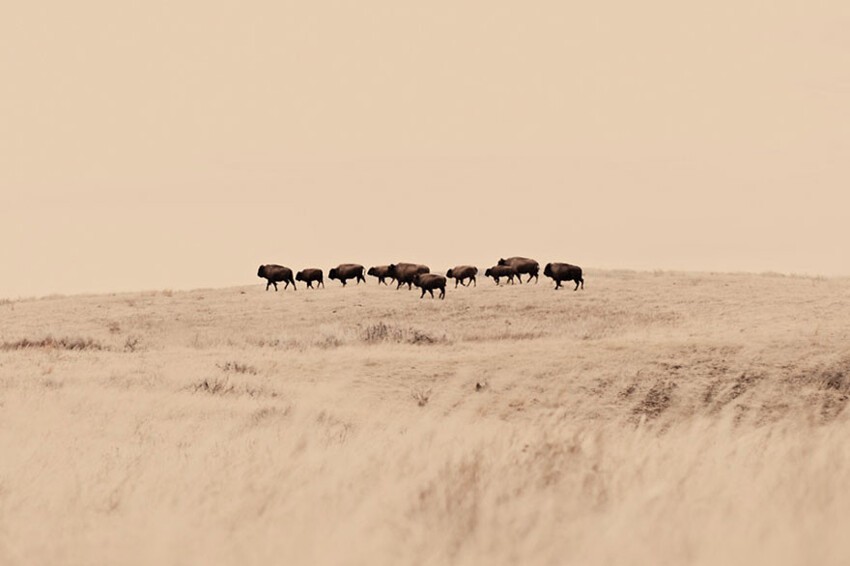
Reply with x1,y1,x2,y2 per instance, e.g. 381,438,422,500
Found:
2,270,850,565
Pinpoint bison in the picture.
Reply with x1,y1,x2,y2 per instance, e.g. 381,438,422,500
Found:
387,263,430,290
328,264,366,286
484,265,516,285
295,268,324,289
446,265,478,288
497,257,539,283
257,264,296,291
367,265,396,286
544,263,585,290
413,273,446,299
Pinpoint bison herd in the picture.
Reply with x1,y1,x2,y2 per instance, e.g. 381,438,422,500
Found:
257,257,584,299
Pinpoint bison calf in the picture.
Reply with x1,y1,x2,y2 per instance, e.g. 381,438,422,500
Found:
328,264,366,287
295,268,324,289
367,265,395,286
544,262,584,290
484,265,516,285
413,273,446,299
446,265,478,288
257,264,296,291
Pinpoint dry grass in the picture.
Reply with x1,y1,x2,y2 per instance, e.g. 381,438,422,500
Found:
361,321,448,345
1,270,850,565
1,335,105,351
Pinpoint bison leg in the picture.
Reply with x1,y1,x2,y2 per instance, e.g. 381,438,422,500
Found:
420,288,426,299
272,281,278,291
439,287,445,299
291,279,297,291
428,288,434,298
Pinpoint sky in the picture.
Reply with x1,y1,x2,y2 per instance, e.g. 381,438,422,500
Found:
1,1,848,298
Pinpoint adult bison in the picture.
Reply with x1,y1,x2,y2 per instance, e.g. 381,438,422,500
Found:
484,265,516,285
387,263,430,290
257,264,296,291
497,257,539,283
295,268,324,289
328,264,366,286
413,273,446,299
544,263,585,290
367,265,395,286
446,265,478,288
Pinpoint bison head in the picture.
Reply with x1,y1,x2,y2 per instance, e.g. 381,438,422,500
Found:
295,271,304,281
412,273,422,286
257,265,266,278
387,264,397,275
367,267,377,276
498,258,507,266
484,268,492,277
446,269,454,278
328,268,338,280
543,264,553,277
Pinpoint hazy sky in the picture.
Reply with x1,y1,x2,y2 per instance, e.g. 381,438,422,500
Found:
2,1,848,297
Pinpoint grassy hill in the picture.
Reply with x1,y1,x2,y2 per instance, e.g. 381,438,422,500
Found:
2,270,849,565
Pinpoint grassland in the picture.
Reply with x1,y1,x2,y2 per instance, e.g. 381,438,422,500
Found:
2,270,850,565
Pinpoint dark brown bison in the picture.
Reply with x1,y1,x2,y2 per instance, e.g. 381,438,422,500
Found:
295,268,324,289
367,265,395,285
544,263,585,290
413,273,446,299
446,265,478,288
328,264,366,286
387,263,430,290
484,265,516,285
497,257,539,283
257,264,296,291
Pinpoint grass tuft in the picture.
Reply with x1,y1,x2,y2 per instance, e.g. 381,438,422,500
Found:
190,376,273,398
1,336,105,352
217,361,258,375
362,322,448,345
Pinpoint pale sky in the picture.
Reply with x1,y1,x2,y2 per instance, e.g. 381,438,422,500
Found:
2,1,848,298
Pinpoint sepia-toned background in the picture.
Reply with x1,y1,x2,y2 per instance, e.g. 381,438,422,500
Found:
2,0,848,298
